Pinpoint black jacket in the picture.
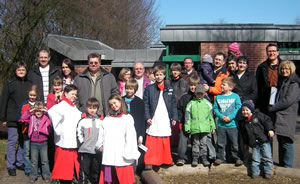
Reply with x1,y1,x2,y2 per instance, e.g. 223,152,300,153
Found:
166,76,189,103
27,63,60,101
0,76,32,127
232,70,257,103
239,111,274,147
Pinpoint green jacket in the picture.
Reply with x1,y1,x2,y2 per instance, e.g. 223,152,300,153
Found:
184,97,215,134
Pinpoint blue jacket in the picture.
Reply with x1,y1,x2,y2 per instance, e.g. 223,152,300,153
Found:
144,82,178,122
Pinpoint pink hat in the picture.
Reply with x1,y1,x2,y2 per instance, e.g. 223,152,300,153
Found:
229,42,240,53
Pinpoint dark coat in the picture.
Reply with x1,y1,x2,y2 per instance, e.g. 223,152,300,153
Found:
143,82,178,122
177,91,194,124
27,63,60,101
239,111,274,147
232,70,257,103
166,76,189,103
0,76,32,127
199,62,214,85
122,96,146,141
181,68,198,82
269,74,300,141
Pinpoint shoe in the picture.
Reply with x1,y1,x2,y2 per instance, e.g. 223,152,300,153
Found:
235,159,243,167
214,159,223,166
44,179,51,183
251,175,259,179
265,173,272,179
7,169,16,176
144,165,152,170
202,159,210,167
25,172,30,176
191,158,198,167
29,178,36,183
16,165,24,170
176,159,185,166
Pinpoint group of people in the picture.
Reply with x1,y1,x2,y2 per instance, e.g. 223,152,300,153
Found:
0,42,299,183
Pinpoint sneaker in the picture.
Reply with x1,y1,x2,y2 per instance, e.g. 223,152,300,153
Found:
16,165,24,170
251,175,259,179
29,178,36,183
7,169,16,176
202,159,210,167
191,158,198,167
176,159,185,166
44,179,51,183
235,159,243,167
214,159,223,166
144,165,152,170
265,173,272,179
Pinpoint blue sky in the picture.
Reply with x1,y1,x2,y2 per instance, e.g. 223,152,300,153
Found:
156,0,300,25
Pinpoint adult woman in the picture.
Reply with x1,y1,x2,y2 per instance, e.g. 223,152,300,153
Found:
226,55,238,75
118,67,132,96
61,58,77,89
0,61,32,176
232,56,257,103
269,60,299,168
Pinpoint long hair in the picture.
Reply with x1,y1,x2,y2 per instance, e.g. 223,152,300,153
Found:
107,94,128,115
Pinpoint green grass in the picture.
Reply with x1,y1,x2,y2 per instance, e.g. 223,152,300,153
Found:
0,139,7,170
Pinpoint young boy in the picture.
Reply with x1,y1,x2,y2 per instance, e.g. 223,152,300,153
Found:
213,77,243,166
77,98,104,184
185,84,216,167
239,100,274,179
122,79,145,173
143,65,178,170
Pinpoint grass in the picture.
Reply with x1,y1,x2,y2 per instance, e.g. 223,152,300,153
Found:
0,139,7,171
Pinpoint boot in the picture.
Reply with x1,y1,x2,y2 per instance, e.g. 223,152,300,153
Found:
201,157,210,167
192,157,198,167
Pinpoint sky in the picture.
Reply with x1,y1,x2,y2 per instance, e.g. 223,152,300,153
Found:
156,0,300,25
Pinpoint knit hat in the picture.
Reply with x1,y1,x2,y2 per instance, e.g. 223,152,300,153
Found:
242,100,255,113
202,54,213,64
195,84,205,94
229,42,240,53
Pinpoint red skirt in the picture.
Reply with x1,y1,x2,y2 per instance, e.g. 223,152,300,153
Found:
51,146,80,180
144,135,172,165
99,165,135,184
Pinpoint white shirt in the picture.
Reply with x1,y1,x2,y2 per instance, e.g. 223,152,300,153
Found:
40,65,50,103
135,77,144,99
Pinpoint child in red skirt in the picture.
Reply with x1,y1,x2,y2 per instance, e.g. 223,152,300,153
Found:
143,65,178,170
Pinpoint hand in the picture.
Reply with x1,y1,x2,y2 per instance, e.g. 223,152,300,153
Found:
171,120,176,126
138,136,143,145
186,130,191,134
222,116,231,122
203,84,209,92
147,119,152,125
268,130,274,137
211,129,215,134
99,146,103,152
29,108,35,113
55,91,63,101
1,122,7,127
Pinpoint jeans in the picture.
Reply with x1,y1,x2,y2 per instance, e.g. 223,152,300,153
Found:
207,133,216,160
30,141,50,180
252,143,273,176
216,127,239,161
192,133,208,159
277,135,294,168
6,127,23,169
177,129,191,161
23,138,31,174
78,152,102,184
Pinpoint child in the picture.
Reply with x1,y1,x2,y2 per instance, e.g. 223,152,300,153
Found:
48,84,82,182
77,97,104,184
20,101,51,183
122,79,145,173
185,84,216,167
213,77,243,166
46,76,63,109
239,100,274,179
199,54,215,85
97,94,140,184
18,85,39,176
143,65,178,170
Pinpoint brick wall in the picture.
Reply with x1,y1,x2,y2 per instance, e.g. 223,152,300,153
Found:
200,42,276,72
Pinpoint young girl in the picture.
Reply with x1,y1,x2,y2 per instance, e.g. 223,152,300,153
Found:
20,101,51,183
48,84,82,183
18,85,39,176
46,76,64,109
97,94,140,184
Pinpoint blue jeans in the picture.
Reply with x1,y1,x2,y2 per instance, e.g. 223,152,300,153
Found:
30,141,50,180
6,127,23,169
23,139,31,174
252,142,273,176
216,127,239,161
277,135,294,168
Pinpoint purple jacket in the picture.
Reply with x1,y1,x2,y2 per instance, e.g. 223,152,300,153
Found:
20,110,51,142
142,76,151,95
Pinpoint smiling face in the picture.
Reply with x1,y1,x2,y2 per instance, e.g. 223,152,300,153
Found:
242,106,252,118
214,55,225,70
266,46,279,62
133,63,145,79
189,84,197,93
88,57,100,74
62,63,71,77
15,66,26,78
184,58,193,72
171,70,181,78
64,89,77,103
227,60,237,72
109,99,122,113
28,91,37,103
123,71,132,82
280,65,291,77
125,87,135,98
87,107,98,116
155,71,165,83
38,51,50,68
53,84,63,93
237,60,248,73
34,110,43,118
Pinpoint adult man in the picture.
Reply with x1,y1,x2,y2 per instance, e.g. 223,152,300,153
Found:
74,53,118,114
203,53,229,101
256,44,281,114
181,57,198,81
28,49,60,103
133,62,151,99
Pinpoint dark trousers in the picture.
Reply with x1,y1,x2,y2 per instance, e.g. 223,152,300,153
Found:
78,152,102,184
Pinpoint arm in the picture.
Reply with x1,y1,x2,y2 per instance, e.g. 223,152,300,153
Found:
202,64,215,84
123,116,140,160
227,95,242,121
170,88,179,122
76,119,84,144
110,74,119,95
177,96,185,123
209,72,229,96
95,120,104,150
0,81,9,122
213,97,224,119
206,101,216,131
184,102,192,132
143,86,151,121
20,110,31,124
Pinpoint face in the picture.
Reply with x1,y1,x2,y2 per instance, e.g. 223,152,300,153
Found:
53,84,63,93
195,92,204,99
38,51,50,68
88,57,100,73
266,46,279,61
221,82,232,93
133,63,145,79
34,110,43,118
242,106,252,118
15,66,26,78
123,71,131,81
280,65,291,77
125,87,135,98
62,63,71,77
214,55,225,69
109,99,122,112
171,70,181,78
28,91,37,103
155,71,165,83
87,107,98,116
237,60,248,73
189,84,196,93
184,59,193,72
64,89,77,103
227,60,237,72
